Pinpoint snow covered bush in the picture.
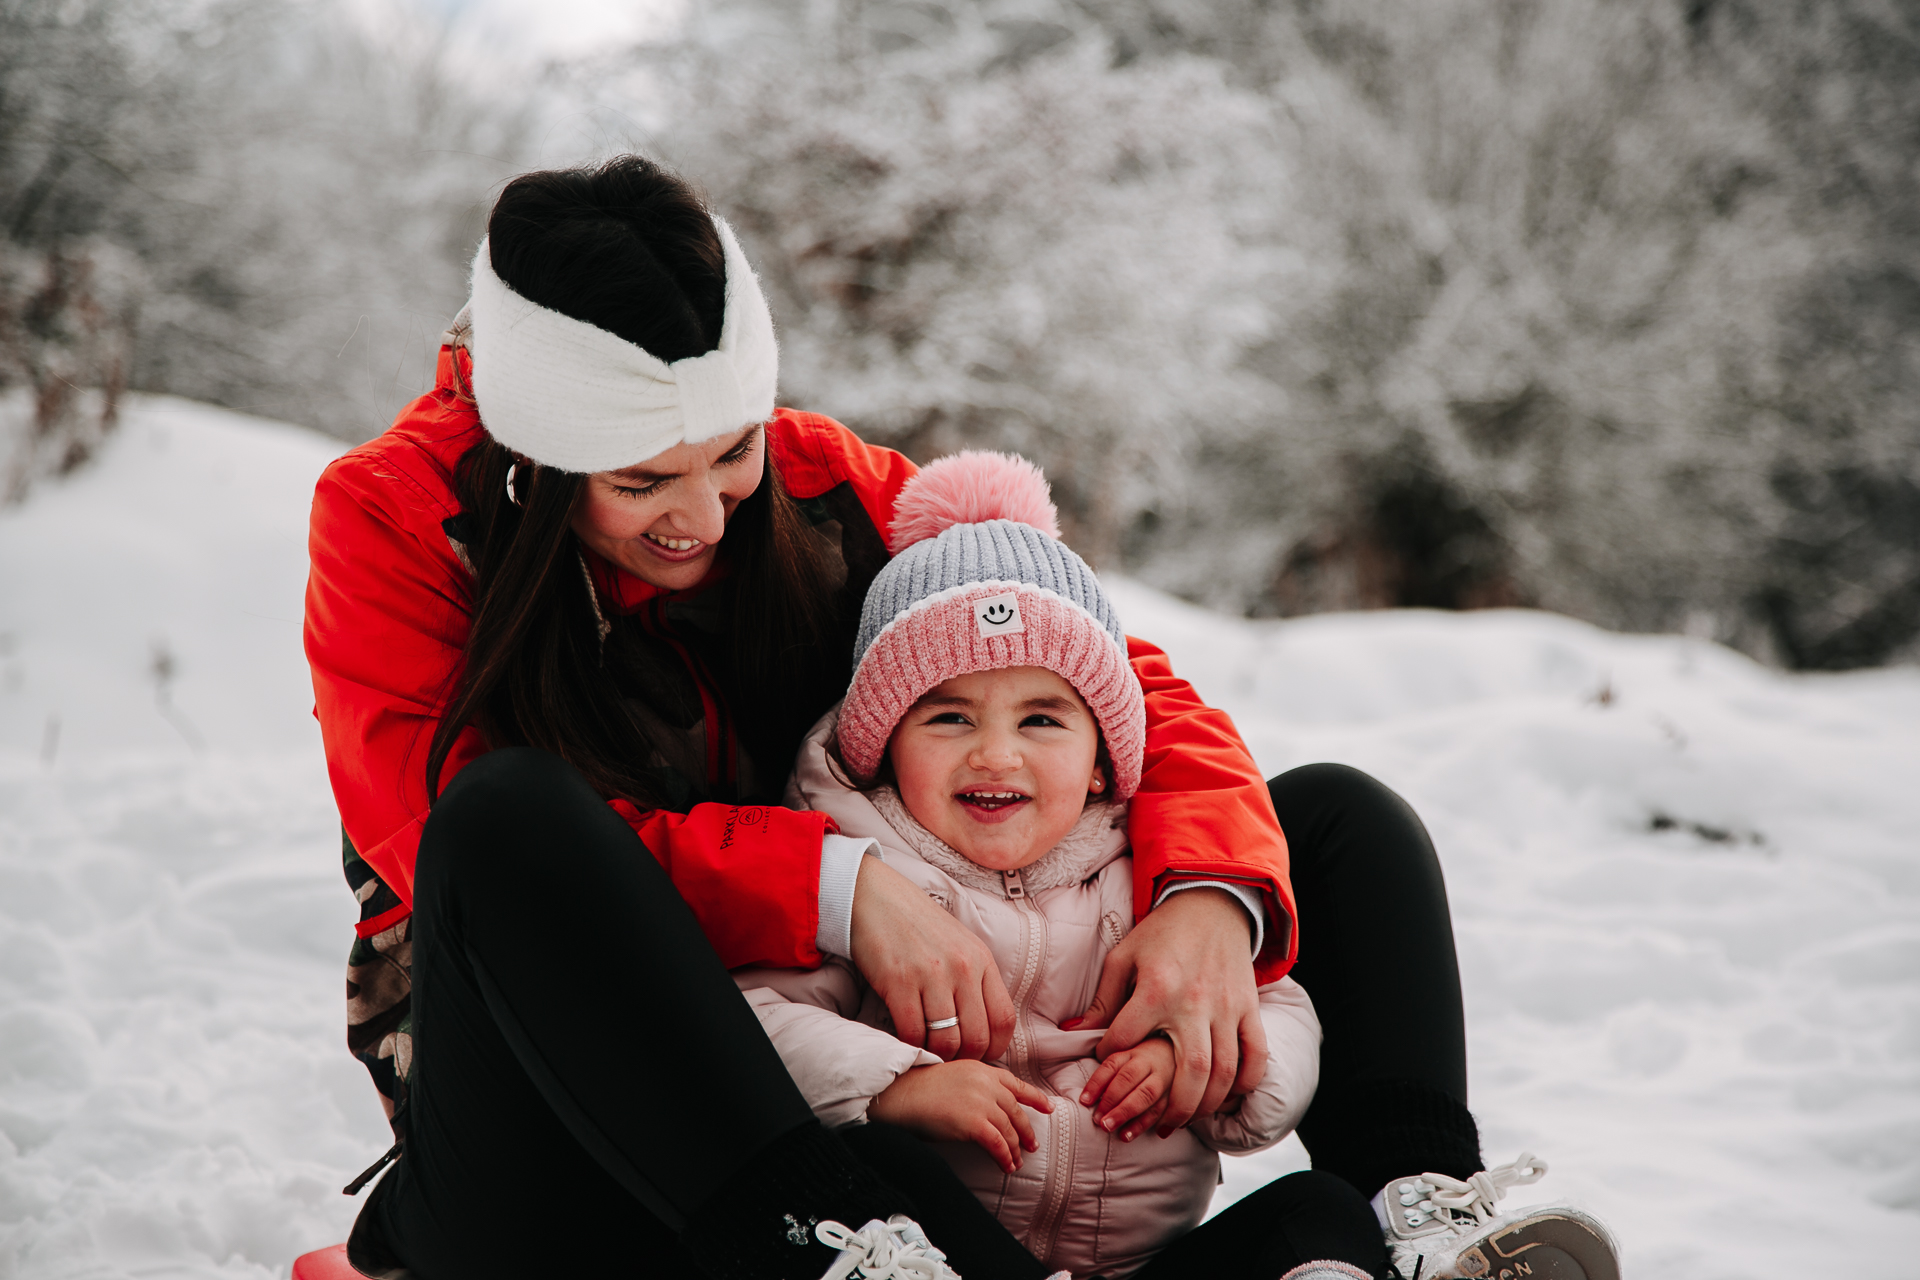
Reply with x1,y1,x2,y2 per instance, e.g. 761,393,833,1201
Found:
0,240,141,501
1191,0,1920,669
11,0,1911,667
606,14,1296,564
580,0,1920,668
0,0,528,478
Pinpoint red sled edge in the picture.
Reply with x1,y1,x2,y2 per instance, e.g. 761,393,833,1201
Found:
292,1243,358,1280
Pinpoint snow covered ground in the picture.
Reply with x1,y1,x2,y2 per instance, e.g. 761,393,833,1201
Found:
0,398,1914,1278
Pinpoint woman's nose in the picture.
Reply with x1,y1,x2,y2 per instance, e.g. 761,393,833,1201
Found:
673,474,730,544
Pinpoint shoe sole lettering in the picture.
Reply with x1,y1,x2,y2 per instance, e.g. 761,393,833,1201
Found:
1451,1214,1618,1280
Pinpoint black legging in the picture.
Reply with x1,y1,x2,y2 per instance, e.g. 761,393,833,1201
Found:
362,750,1472,1279
1279,763,1480,1199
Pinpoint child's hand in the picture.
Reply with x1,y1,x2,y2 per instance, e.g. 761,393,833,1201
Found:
870,1061,1055,1174
1079,1034,1179,1141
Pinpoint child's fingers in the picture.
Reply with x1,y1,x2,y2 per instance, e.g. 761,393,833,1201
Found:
1092,1051,1152,1120
1000,1071,1055,1116
971,1111,1021,1173
1094,1054,1159,1130
1079,1052,1127,1107
1123,1093,1173,1142
1112,1084,1162,1139
1001,1090,1039,1154
1099,1066,1166,1135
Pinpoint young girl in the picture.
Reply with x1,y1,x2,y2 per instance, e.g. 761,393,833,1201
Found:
736,452,1385,1280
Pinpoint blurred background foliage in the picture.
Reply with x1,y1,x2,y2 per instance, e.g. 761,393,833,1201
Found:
4,0,1917,670
0,0,524,488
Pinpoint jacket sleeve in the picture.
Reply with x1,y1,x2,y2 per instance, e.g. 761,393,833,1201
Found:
769,412,919,542
1125,637,1300,982
305,452,484,906
733,963,940,1128
609,801,834,969
1189,976,1322,1156
306,451,832,970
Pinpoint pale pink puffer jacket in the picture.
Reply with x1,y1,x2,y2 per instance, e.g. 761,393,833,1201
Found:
734,709,1322,1280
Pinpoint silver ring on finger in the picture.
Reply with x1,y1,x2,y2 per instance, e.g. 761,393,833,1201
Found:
926,1016,960,1031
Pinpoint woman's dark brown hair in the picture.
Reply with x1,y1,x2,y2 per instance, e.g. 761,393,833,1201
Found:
424,156,846,809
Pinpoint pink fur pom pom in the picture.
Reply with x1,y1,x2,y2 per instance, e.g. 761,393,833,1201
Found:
886,451,1062,554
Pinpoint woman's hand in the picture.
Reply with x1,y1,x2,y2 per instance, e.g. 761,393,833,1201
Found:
1070,886,1267,1136
870,1061,1054,1174
849,858,1017,1061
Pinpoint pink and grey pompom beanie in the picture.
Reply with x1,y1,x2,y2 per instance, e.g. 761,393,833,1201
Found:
837,451,1147,800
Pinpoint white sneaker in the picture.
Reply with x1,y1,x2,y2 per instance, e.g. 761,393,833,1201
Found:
815,1215,961,1279
1279,1265,1375,1280
1374,1154,1620,1280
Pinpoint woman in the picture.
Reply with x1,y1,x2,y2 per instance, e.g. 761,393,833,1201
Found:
304,156,1614,1280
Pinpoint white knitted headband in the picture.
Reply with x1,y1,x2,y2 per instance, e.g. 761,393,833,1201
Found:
465,216,778,473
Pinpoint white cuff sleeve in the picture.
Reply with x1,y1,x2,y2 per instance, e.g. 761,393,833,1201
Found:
816,834,879,960
1154,879,1266,957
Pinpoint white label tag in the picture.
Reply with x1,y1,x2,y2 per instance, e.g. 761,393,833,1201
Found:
974,592,1026,637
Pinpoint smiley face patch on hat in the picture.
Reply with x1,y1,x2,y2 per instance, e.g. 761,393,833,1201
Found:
974,592,1026,637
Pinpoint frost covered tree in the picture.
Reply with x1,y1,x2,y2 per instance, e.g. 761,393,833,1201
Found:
590,5,1297,565
0,0,528,497
14,0,1910,667
1160,0,1920,669
575,0,1919,667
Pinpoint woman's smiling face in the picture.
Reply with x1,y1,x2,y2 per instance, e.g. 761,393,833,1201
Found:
568,422,765,592
886,666,1106,872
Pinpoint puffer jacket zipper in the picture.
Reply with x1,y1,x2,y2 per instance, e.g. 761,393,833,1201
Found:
1000,866,1078,1266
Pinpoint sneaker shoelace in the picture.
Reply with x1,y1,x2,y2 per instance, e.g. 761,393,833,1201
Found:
815,1217,959,1280
1392,1151,1549,1231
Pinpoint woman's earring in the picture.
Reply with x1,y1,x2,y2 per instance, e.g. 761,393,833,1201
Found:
505,463,520,506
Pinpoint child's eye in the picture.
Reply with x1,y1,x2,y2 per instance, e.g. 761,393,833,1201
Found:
925,712,970,726
1020,714,1063,729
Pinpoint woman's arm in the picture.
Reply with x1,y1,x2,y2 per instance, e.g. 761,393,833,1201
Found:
1125,637,1297,981
307,440,836,968
305,443,482,904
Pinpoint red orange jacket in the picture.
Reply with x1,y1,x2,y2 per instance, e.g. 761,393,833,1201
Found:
305,347,1299,980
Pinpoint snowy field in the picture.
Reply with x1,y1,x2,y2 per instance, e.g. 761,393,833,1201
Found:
1,399,1914,1278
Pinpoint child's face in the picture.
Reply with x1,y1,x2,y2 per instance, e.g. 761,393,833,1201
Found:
886,666,1106,872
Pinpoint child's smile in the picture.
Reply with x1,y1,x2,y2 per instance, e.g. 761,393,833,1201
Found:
953,786,1030,819
887,666,1108,871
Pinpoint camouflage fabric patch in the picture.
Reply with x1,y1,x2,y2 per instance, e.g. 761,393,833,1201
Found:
344,829,411,1128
